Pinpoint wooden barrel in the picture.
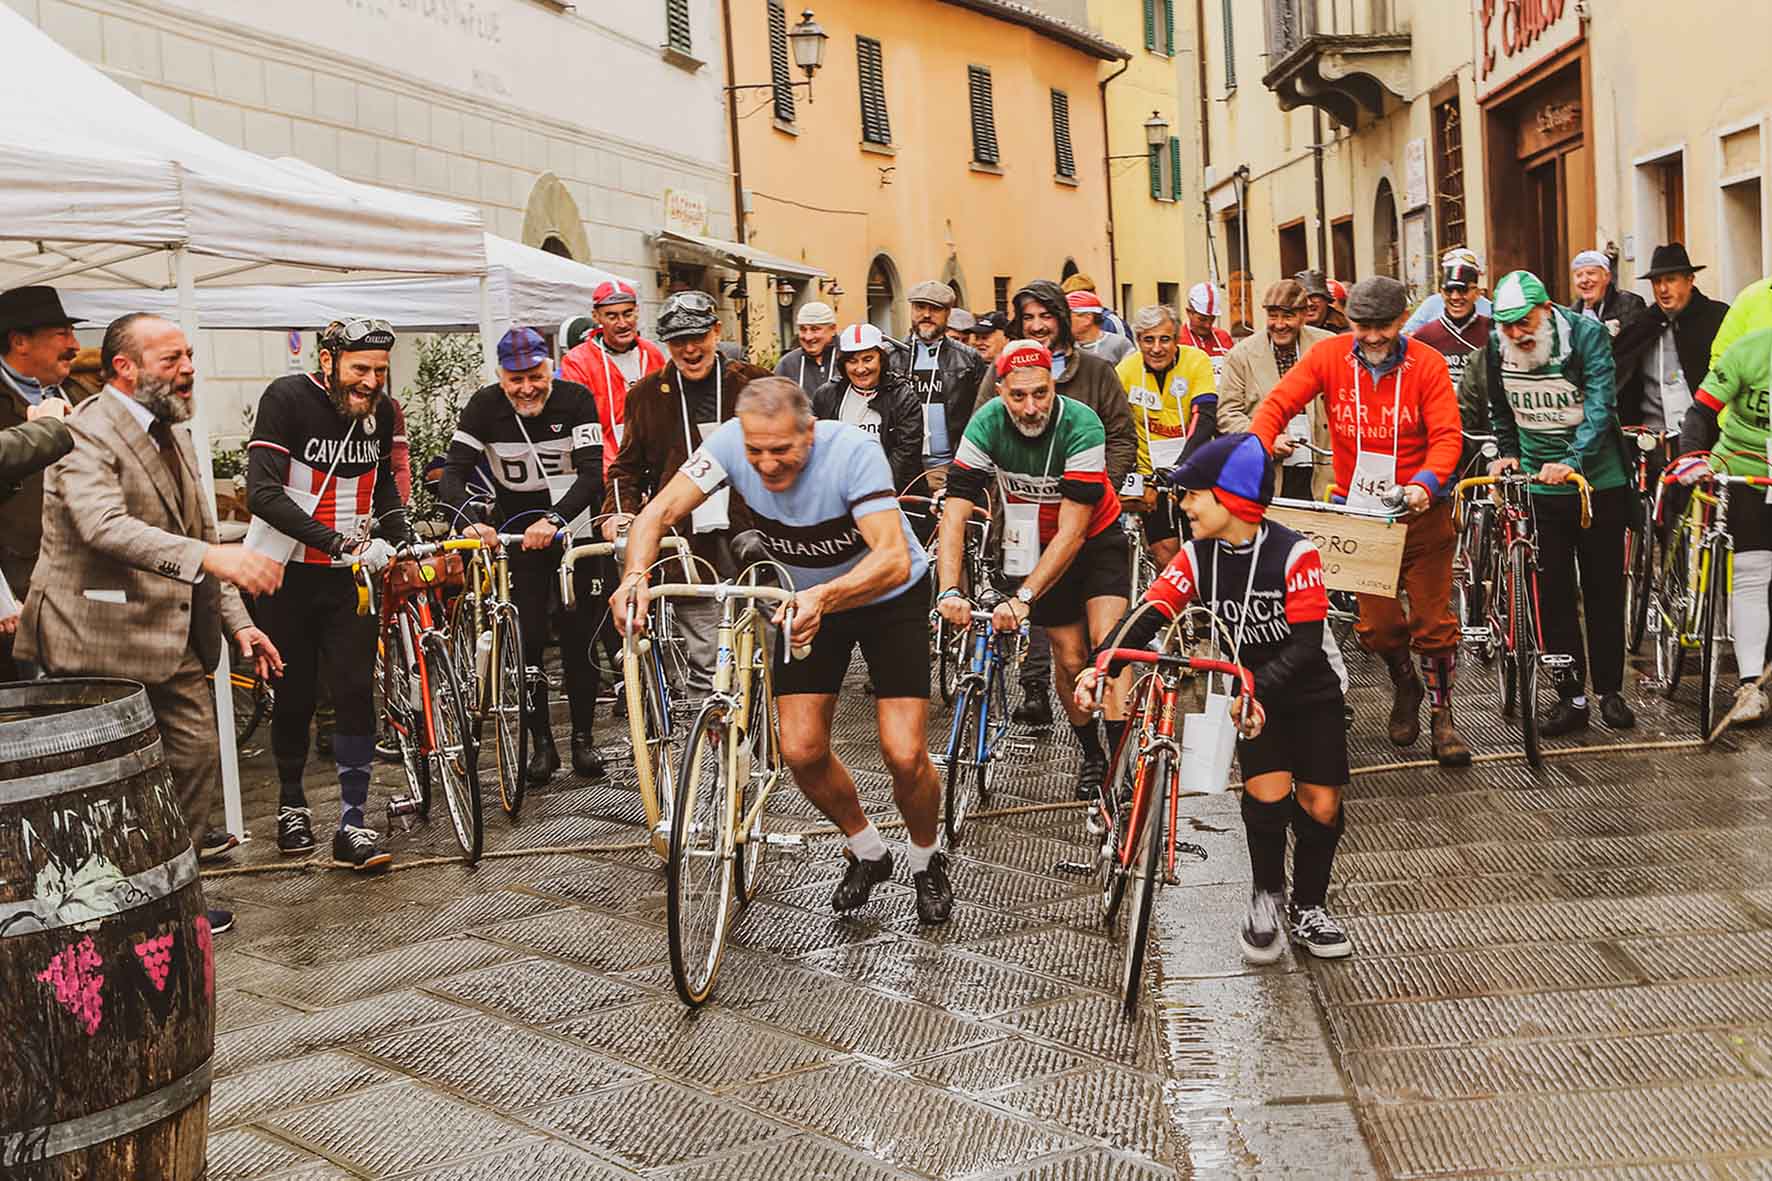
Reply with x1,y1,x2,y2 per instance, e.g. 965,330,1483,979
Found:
0,679,212,1180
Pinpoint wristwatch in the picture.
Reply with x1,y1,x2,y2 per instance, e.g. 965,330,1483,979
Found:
1015,586,1034,609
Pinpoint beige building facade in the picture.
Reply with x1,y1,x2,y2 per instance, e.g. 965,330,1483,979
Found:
728,0,1125,361
10,0,737,433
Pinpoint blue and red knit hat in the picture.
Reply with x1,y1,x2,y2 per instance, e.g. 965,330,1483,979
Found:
1169,433,1273,523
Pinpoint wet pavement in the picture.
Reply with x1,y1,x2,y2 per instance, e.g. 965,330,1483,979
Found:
201,647,1772,1179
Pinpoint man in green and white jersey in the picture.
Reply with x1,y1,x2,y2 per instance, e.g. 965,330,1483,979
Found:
1677,326,1772,720
936,339,1130,800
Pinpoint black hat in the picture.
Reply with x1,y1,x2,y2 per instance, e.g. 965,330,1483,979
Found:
656,289,720,342
1292,269,1330,299
1641,242,1705,279
972,310,1010,334
0,286,84,334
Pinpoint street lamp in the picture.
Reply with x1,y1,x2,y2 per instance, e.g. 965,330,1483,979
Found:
728,8,828,104
1108,111,1172,160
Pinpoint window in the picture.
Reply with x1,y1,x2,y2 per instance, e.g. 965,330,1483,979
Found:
994,276,1011,314
1143,0,1175,55
1278,220,1309,279
968,66,999,166
1157,281,1179,311
1221,0,1236,89
1653,158,1686,244
1332,216,1356,282
1149,137,1181,202
1432,95,1467,254
666,0,691,55
1051,90,1076,178
768,2,795,124
856,37,891,145
1374,178,1400,279
1121,283,1134,317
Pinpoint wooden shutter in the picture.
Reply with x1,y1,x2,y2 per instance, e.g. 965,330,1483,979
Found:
1164,0,1176,55
857,37,891,145
666,0,691,55
1051,90,1075,178
968,66,999,165
1143,0,1155,50
768,2,795,123
1222,0,1236,88
1170,137,1183,200
1148,144,1162,199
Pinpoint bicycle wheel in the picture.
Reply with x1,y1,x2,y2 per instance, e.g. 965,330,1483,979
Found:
490,604,528,819
1624,514,1655,654
421,632,484,863
625,633,678,860
943,684,985,847
231,671,269,745
1698,541,1728,738
669,700,736,1006
1655,528,1691,695
386,637,433,818
1511,547,1542,767
1120,748,1168,1016
448,590,483,736
1492,541,1517,718
1099,686,1148,928
1453,504,1485,635
733,667,777,906
937,616,965,707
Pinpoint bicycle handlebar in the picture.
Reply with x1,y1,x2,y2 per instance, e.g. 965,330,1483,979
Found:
1090,649,1256,699
901,492,991,522
1455,470,1592,528
646,581,807,662
1268,494,1405,523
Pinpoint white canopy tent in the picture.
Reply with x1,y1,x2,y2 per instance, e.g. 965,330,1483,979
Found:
0,3,492,840
60,232,632,336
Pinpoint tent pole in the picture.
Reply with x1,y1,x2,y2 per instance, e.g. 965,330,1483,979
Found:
177,245,247,843
477,274,497,381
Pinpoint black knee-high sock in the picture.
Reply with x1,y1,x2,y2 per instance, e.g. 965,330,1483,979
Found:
1290,798,1345,908
1103,719,1128,763
1073,720,1104,762
1241,793,1291,895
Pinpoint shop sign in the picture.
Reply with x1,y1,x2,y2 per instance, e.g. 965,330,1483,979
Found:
663,189,708,235
1474,0,1583,100
1403,138,1428,210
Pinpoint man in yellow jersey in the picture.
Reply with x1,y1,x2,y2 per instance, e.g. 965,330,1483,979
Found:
1116,304,1217,566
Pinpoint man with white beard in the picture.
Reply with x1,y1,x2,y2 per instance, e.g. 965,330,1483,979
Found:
1460,271,1636,735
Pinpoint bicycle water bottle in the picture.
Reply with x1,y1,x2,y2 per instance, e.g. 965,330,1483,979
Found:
475,630,493,686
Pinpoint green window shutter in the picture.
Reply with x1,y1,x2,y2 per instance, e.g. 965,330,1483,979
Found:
666,0,692,55
768,2,795,123
1170,137,1183,199
1051,89,1075,177
1164,0,1175,55
857,37,891,145
1143,0,1155,51
968,66,999,165
1148,144,1162,199
1222,0,1237,88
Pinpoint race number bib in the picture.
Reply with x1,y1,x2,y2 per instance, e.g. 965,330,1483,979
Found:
1119,472,1145,498
1002,502,1041,577
688,422,730,533
1346,448,1397,513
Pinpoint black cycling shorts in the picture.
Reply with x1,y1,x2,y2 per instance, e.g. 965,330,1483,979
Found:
1236,701,1350,786
1143,494,1180,545
775,575,932,698
1030,529,1131,628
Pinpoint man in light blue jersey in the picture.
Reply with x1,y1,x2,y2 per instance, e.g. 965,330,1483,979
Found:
611,376,951,924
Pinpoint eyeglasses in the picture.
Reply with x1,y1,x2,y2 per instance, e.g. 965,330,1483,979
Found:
324,317,395,349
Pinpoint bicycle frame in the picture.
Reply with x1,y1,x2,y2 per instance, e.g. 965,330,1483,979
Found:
944,616,1020,765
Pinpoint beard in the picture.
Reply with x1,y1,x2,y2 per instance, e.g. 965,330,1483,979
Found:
913,321,944,343
1011,408,1051,438
134,371,193,423
1500,317,1555,369
1358,339,1394,367
327,375,380,421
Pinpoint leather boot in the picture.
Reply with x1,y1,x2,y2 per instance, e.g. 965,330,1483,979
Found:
526,726,561,787
1431,708,1471,766
571,731,606,779
1385,648,1424,747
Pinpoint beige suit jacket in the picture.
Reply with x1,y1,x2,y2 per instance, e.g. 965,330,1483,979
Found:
1216,326,1337,500
19,389,251,684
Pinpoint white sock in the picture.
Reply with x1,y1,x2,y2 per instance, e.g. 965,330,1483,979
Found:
847,822,888,862
904,840,937,875
1732,551,1772,683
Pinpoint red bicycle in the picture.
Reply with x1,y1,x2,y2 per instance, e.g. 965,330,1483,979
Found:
1086,642,1257,1014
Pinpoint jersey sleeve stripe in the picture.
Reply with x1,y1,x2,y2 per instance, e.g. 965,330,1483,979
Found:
450,429,484,451
248,439,289,455
1063,442,1106,472
953,437,996,472
847,490,895,510
1696,387,1725,413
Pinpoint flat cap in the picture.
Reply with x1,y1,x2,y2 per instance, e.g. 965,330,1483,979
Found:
947,308,977,332
907,280,957,308
1260,280,1308,311
1345,276,1407,323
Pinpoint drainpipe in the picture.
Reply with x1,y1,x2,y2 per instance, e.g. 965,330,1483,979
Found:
1312,108,1329,272
718,0,751,347
1194,0,1215,282
1098,57,1131,303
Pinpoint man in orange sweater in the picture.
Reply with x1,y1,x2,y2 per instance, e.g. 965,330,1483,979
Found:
1251,277,1470,766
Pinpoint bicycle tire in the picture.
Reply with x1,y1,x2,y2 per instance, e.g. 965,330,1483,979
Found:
943,684,984,847
669,700,736,1007
1491,537,1516,716
937,616,964,707
448,589,482,738
491,604,528,819
1512,547,1541,768
232,673,269,745
1698,541,1727,739
1099,687,1147,928
625,633,677,860
1121,747,1168,1016
1657,520,1693,695
386,636,433,819
421,632,484,863
733,666,777,906
1625,516,1654,655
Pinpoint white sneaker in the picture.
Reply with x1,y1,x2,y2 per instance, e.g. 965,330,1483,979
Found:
1733,682,1768,724
1239,890,1287,964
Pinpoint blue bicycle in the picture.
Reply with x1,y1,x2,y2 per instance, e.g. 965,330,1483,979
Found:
937,591,1026,846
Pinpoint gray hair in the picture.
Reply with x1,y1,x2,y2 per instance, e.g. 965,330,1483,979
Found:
1129,304,1178,334
734,375,815,427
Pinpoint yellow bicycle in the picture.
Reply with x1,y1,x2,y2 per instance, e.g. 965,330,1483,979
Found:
448,531,538,819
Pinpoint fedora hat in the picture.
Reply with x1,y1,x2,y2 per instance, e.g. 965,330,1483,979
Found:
1641,242,1705,279
0,286,85,334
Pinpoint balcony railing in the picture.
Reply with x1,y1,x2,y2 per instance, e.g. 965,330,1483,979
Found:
1262,0,1410,124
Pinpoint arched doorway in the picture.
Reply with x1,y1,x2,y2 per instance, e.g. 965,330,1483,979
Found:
867,254,901,337
540,236,572,259
522,173,591,262
1373,179,1400,280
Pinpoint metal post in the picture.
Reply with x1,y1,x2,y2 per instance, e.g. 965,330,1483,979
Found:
478,274,498,381
176,246,246,841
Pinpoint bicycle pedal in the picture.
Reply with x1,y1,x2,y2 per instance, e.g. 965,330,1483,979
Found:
1540,654,1576,667
1002,739,1039,756
386,795,421,832
759,832,805,848
1460,626,1492,642
1053,859,1095,877
930,752,949,768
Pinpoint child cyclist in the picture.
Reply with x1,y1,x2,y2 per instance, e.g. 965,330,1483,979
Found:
1074,433,1353,962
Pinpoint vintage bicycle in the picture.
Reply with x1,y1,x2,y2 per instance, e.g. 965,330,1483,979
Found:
447,521,543,820
934,589,1028,847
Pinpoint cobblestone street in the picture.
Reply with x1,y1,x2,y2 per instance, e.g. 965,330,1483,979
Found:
202,648,1772,1180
